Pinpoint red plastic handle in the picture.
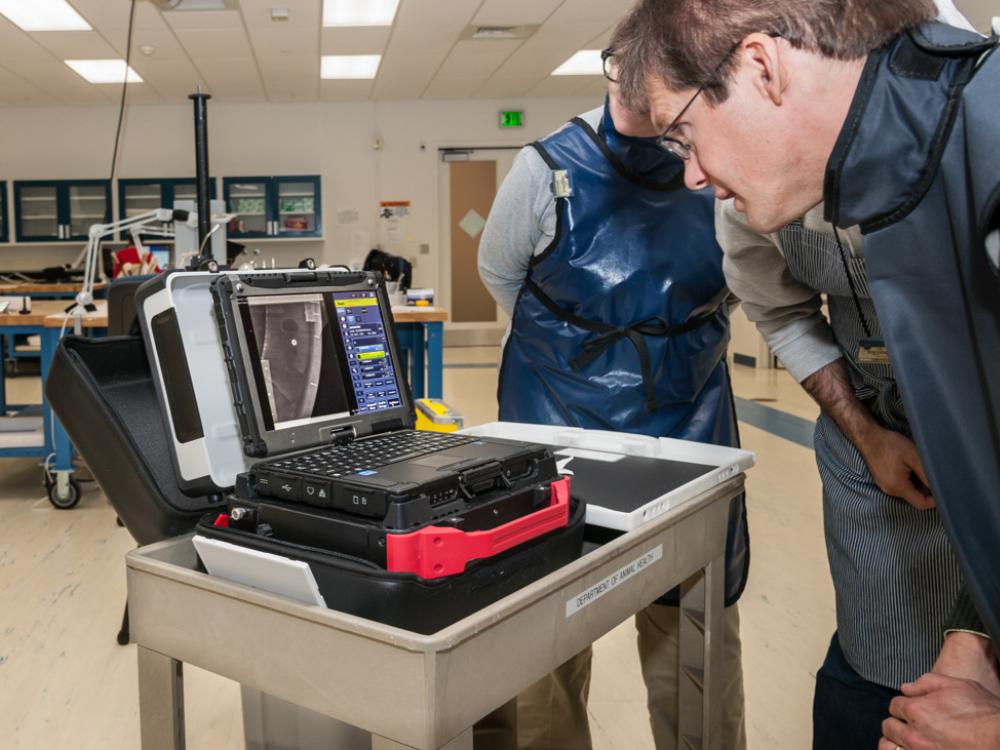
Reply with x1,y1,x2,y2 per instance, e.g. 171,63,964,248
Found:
385,476,571,579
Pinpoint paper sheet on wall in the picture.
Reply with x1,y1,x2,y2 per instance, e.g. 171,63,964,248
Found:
379,201,410,247
336,208,359,225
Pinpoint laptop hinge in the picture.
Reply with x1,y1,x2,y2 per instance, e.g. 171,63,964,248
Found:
325,425,357,446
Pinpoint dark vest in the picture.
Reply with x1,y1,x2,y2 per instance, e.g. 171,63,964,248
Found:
825,21,1000,640
498,105,748,604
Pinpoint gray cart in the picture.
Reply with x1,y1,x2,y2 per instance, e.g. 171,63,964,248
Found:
127,475,743,750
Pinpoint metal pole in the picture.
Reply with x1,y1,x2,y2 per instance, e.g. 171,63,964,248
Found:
189,90,212,254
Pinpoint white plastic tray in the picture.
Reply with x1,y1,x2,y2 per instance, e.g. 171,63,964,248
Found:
463,422,755,531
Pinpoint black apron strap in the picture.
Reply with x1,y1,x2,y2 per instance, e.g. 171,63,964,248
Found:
524,278,724,412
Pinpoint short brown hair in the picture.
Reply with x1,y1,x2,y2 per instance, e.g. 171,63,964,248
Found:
614,0,937,110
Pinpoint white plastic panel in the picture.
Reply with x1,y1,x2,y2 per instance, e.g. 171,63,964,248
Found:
463,422,755,531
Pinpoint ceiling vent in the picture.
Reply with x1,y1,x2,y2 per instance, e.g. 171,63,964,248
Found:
461,25,539,41
148,0,239,10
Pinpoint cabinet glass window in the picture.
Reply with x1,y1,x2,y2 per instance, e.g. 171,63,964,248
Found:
277,181,317,234
69,184,108,236
228,181,268,235
122,184,162,218
20,185,59,238
173,182,198,203
0,187,7,242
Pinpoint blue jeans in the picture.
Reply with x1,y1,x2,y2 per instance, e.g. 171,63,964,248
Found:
813,633,901,750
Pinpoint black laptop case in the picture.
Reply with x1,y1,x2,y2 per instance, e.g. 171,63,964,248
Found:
196,491,586,635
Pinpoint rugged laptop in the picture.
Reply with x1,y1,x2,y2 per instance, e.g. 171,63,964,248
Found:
210,270,556,528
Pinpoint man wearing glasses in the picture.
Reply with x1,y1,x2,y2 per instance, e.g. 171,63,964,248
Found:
477,15,749,750
611,0,1000,748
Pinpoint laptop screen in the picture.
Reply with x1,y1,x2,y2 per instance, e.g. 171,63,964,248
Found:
237,289,403,432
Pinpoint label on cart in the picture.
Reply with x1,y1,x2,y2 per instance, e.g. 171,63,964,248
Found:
565,545,663,618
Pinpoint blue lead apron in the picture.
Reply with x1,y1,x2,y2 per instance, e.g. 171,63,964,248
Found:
498,110,749,604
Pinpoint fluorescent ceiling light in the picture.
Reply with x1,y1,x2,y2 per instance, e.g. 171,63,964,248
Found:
321,54,381,80
65,59,143,84
0,0,91,31
323,0,398,27
552,49,604,76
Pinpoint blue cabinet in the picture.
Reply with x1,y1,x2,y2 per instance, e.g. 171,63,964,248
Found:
223,175,321,239
14,179,111,242
0,182,8,244
118,177,218,221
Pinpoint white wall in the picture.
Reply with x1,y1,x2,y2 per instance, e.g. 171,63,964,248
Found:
0,97,598,284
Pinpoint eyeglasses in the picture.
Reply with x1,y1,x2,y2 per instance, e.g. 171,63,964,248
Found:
655,40,743,160
601,48,617,83
657,32,782,160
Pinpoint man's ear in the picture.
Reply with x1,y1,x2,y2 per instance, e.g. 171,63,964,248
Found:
740,32,786,106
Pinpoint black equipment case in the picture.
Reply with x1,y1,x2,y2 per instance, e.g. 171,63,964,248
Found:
124,268,584,633
196,477,585,634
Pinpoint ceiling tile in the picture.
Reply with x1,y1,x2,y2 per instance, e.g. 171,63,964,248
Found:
173,27,254,59
436,39,521,78
542,0,633,31
0,68,57,105
577,78,609,97
196,57,266,101
123,85,165,105
423,76,485,99
257,54,319,99
371,71,434,100
584,25,614,50
30,30,119,59
129,29,191,61
472,0,565,26
319,79,374,101
241,0,319,57
69,0,167,38
370,52,440,99
321,27,391,55
256,55,316,78
162,10,243,30
0,0,635,104
127,58,206,100
394,0,483,29
474,76,539,99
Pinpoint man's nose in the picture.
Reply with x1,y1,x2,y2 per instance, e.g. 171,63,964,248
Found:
683,152,710,191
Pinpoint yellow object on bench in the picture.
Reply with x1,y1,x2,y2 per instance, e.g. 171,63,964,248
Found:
414,398,464,433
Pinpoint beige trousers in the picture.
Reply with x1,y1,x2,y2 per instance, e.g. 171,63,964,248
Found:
515,602,746,750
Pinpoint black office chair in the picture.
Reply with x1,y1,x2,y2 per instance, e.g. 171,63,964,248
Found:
46,280,223,644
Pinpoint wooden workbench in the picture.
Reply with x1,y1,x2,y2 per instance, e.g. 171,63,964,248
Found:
0,299,72,327
0,281,107,296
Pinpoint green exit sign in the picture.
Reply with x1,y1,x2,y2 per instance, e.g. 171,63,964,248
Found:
500,110,524,128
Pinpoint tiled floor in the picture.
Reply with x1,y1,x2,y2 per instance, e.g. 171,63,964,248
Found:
0,350,835,749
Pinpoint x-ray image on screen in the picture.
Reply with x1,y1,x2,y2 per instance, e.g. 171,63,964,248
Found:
240,294,351,430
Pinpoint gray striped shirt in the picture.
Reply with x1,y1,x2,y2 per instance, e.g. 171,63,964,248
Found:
718,200,962,688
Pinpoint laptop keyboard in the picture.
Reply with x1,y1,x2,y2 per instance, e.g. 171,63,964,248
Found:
261,431,476,479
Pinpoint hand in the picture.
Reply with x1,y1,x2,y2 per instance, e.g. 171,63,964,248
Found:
856,427,935,511
932,632,1000,697
878,673,1000,750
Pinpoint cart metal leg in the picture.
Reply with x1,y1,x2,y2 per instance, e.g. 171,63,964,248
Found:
137,646,186,750
677,554,725,750
372,728,473,750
